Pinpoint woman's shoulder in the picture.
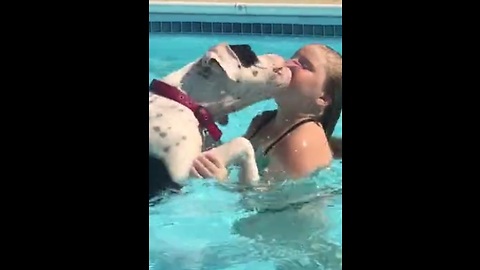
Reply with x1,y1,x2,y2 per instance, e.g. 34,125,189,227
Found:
279,121,328,151
269,122,332,178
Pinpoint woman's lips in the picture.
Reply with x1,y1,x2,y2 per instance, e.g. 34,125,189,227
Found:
285,59,302,69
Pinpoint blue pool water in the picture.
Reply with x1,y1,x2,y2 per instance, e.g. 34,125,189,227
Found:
149,34,342,270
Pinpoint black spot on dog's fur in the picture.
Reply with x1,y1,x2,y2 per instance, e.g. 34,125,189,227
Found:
156,113,163,117
168,127,172,130
159,132,167,138
178,109,184,112
181,136,187,140
153,126,160,132
229,44,259,68
163,146,170,153
175,142,180,146
252,70,258,77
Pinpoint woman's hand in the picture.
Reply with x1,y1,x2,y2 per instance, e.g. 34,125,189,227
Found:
190,152,228,181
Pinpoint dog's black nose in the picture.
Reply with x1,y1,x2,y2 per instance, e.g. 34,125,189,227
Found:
229,44,259,68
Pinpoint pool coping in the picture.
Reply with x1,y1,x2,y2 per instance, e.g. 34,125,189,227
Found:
149,1,342,17
149,1,342,37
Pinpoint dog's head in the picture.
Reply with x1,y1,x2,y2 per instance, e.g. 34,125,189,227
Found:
179,43,292,123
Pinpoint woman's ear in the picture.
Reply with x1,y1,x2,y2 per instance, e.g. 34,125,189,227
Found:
316,94,331,108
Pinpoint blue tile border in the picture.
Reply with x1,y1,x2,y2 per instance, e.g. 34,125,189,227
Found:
149,21,342,38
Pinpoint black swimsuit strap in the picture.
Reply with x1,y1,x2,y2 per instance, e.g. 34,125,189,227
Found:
246,111,277,140
263,118,318,155
248,111,319,155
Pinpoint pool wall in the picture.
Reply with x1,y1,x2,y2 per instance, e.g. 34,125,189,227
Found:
149,1,342,37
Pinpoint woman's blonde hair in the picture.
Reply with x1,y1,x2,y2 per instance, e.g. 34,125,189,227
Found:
317,45,342,139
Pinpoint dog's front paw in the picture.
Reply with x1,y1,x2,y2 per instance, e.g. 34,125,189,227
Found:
231,137,259,184
239,158,260,184
210,137,260,184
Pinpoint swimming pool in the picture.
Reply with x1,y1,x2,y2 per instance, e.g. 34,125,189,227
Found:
149,34,342,270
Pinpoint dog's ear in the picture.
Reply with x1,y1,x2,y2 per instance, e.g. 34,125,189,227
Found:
204,43,242,81
217,115,229,126
228,44,259,68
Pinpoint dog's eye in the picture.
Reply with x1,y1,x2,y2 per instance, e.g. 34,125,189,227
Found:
202,58,220,69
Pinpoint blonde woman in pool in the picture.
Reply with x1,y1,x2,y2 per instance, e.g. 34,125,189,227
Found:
190,44,342,182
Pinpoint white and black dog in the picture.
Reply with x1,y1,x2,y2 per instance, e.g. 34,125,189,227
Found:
149,43,292,200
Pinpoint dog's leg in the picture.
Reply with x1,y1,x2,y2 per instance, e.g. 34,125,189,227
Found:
206,137,260,184
149,140,201,199
160,138,203,184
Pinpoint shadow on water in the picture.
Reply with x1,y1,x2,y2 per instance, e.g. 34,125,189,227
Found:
149,163,342,270
232,198,342,270
224,165,343,270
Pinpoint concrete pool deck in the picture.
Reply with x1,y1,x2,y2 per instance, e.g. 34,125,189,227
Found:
152,0,342,4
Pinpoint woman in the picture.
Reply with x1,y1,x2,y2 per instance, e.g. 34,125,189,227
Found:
191,44,342,182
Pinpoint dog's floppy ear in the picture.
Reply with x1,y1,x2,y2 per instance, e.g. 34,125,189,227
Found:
228,44,259,68
203,43,242,81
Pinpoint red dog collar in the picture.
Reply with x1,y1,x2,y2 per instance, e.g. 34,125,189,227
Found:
149,79,223,141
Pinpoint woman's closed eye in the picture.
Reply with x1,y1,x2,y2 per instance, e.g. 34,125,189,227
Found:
298,57,314,71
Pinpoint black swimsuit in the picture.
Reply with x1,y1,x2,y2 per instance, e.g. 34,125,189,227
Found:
247,111,319,156
245,112,325,213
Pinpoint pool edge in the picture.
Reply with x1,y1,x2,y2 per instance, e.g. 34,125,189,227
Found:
150,1,342,17
149,1,342,37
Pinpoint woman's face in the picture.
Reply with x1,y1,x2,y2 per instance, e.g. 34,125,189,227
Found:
275,45,329,109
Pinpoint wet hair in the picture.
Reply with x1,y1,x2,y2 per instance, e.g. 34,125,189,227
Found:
316,45,342,139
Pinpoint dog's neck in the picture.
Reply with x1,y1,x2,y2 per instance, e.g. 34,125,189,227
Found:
161,61,248,119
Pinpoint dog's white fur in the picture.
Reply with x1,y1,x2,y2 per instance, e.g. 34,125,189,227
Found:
149,43,291,185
